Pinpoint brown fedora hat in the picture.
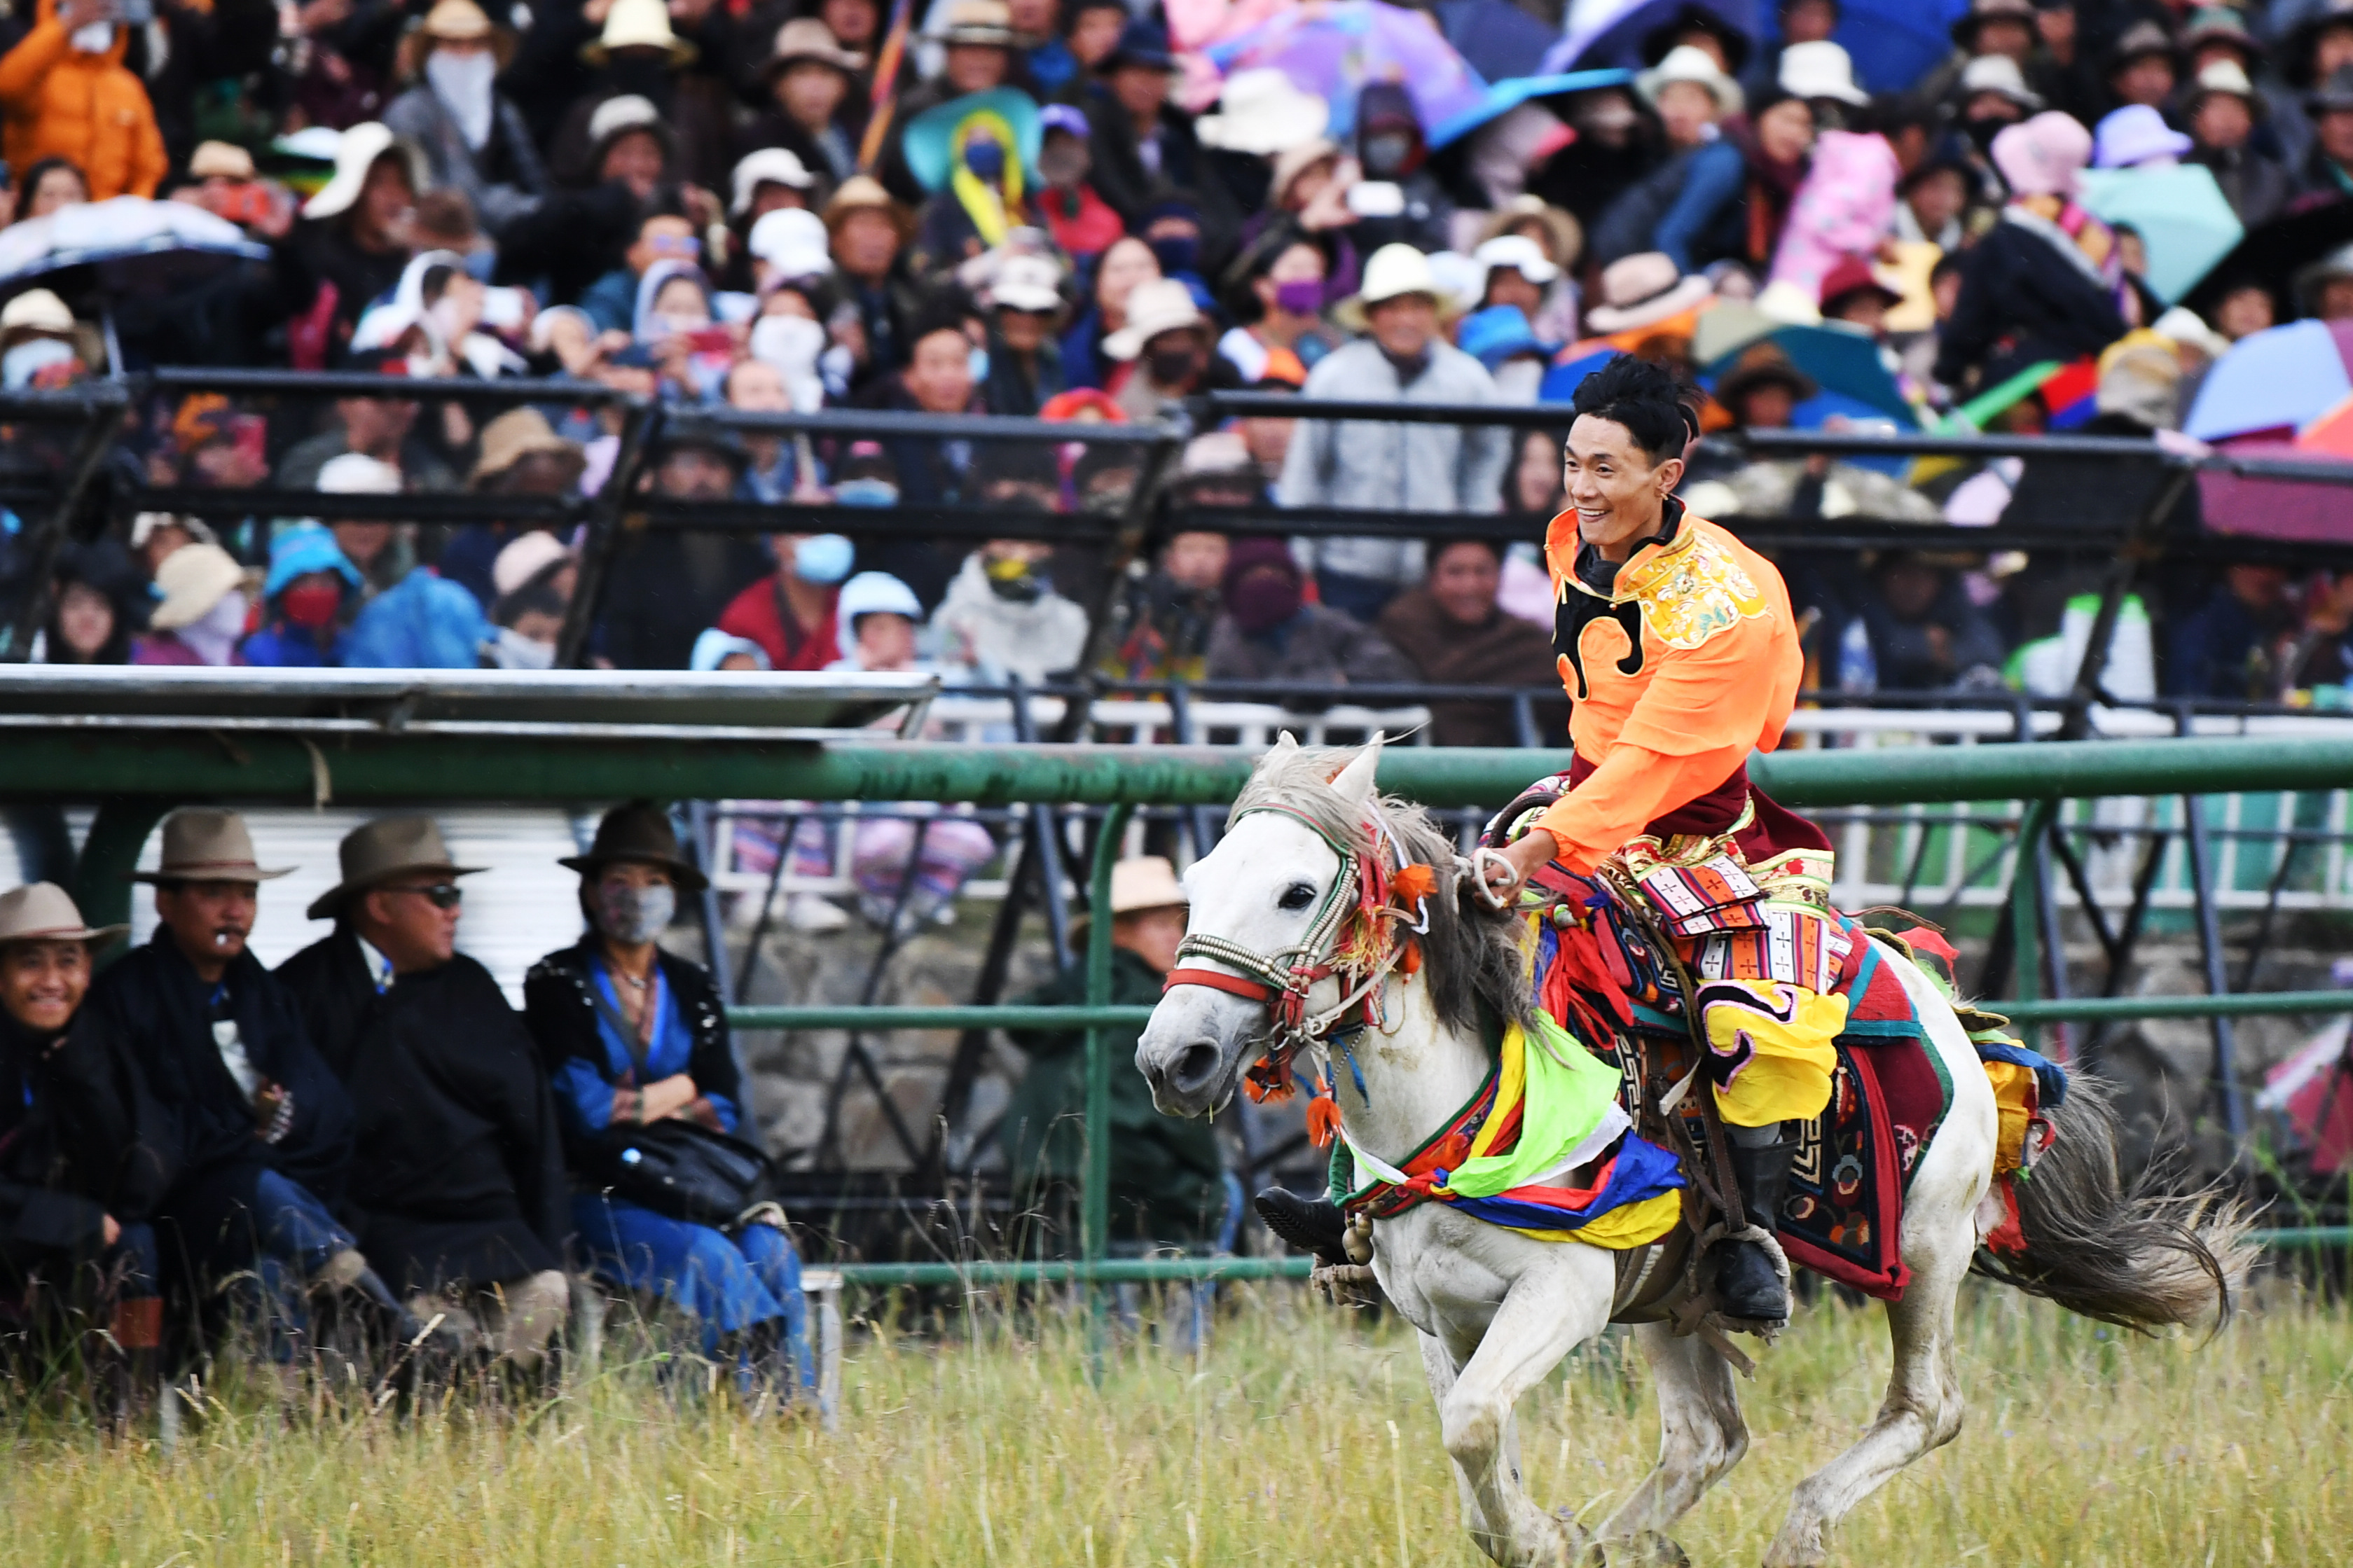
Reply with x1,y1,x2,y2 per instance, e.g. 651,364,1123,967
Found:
308,814,486,921
560,803,708,892
0,882,127,946
130,808,294,884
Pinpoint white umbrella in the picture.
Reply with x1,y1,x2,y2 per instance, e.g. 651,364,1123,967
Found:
0,196,271,373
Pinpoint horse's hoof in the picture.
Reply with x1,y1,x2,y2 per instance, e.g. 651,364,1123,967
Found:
1551,1506,1604,1568
1591,1531,1690,1568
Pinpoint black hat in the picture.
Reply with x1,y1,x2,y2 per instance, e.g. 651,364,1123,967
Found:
561,803,709,893
650,417,750,471
1636,4,1751,75
1102,18,1173,71
2105,20,2179,75
1713,344,1818,417
1951,0,2035,50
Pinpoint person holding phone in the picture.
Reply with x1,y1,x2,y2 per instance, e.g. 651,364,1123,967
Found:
0,0,167,200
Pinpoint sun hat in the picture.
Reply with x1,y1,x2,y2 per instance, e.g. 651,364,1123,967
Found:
1195,69,1330,155
1956,53,2042,111
2092,104,2193,167
748,207,834,278
1473,233,1560,288
471,406,585,490
1102,277,1206,359
307,814,485,921
317,452,403,495
2152,304,2229,361
0,288,74,348
1991,111,2092,200
1456,304,1556,370
586,95,672,162
822,174,912,237
1269,137,1341,207
581,0,695,66
1816,254,1903,313
902,86,1042,194
146,544,246,632
396,0,514,78
132,808,294,884
263,521,361,600
730,148,816,218
836,570,923,628
761,15,866,78
989,251,1063,312
2186,58,2258,111
1636,43,1743,117
1778,39,1869,106
560,803,708,893
1358,242,1444,307
302,123,429,220
492,531,572,598
188,141,256,181
926,0,1016,47
1477,195,1583,272
0,882,125,948
1583,251,1714,333
1070,855,1186,936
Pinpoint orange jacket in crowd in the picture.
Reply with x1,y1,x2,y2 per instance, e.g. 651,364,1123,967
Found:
1535,504,1803,872
0,0,167,200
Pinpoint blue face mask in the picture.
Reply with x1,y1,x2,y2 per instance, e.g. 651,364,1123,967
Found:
964,138,1007,182
834,478,899,507
1150,233,1199,277
792,532,855,584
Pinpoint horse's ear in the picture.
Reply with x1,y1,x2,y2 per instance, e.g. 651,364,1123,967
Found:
1328,735,1383,810
1267,731,1299,763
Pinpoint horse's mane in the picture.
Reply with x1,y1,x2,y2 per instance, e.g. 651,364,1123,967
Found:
1230,744,1534,1039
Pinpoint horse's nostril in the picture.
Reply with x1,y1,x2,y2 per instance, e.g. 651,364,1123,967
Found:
1171,1041,1221,1094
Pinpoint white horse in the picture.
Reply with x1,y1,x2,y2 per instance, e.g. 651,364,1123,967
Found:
1138,740,2252,1568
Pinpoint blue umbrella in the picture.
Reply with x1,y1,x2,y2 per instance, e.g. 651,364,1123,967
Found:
1755,324,1917,427
1426,67,1635,149
1543,0,1755,74
2185,319,2353,443
1746,0,1967,95
1432,0,1566,86
2078,165,2244,306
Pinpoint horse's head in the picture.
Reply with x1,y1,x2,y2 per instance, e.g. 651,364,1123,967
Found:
1136,738,1383,1117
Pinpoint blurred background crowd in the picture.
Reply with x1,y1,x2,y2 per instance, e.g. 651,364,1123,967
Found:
0,0,2349,710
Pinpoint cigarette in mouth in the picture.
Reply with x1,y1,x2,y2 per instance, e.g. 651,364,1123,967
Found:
213,932,231,948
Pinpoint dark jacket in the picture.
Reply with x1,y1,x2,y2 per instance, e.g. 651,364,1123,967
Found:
522,938,744,1170
277,935,568,1293
382,84,551,239
1204,602,1416,686
2188,144,2292,228
594,530,771,670
82,933,352,1207
1080,85,1240,272
1376,587,1567,747
1001,948,1225,1240
0,1008,174,1258
1933,210,2130,389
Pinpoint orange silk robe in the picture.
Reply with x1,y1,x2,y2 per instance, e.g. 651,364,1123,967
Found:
1533,507,1803,874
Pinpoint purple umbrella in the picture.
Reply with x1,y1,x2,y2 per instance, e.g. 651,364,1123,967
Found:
1204,1,1490,142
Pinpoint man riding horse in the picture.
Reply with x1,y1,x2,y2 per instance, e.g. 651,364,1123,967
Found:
1273,354,1845,1326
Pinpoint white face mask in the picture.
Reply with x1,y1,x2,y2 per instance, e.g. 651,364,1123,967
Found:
68,20,113,51
427,295,471,345
179,590,249,667
1,338,74,389
425,48,498,148
1492,357,1545,405
751,312,824,375
488,625,557,669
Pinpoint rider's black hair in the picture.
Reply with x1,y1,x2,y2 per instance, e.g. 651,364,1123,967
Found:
1568,354,1700,465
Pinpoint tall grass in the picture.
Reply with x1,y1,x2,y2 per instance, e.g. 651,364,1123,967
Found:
5,1279,2349,1567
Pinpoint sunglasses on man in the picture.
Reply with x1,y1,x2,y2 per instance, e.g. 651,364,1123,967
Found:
385,883,464,910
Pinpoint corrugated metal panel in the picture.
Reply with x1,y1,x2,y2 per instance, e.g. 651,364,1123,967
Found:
125,808,596,1004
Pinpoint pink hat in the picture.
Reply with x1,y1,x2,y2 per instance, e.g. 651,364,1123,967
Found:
1991,111,2093,200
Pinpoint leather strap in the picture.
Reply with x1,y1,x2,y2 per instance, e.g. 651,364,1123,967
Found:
1163,966,1274,1001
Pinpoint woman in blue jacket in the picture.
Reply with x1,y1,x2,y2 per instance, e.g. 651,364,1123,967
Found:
240,523,360,668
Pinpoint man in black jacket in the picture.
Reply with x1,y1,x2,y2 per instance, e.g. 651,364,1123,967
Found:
83,810,438,1359
279,816,570,1368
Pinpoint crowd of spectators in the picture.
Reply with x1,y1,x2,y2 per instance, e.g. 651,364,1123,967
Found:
1,0,2352,709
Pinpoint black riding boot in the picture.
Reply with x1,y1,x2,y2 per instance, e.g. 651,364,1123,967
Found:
1254,1188,1348,1264
1715,1129,1796,1324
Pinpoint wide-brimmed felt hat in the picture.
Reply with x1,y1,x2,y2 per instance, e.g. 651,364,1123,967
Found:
302,123,429,221
1584,251,1713,333
902,86,1041,193
582,0,696,66
1070,855,1186,936
1196,68,1330,155
1951,0,2034,49
396,0,515,81
822,174,915,238
1269,137,1341,207
730,147,817,217
1957,52,2041,110
1478,195,1583,272
308,814,485,920
2185,57,2258,111
1102,18,1174,71
561,803,708,892
1778,39,1869,106
1713,342,1818,412
1332,242,1457,332
586,95,675,163
471,405,586,490
1103,277,1206,359
1636,43,1742,117
762,16,867,78
132,809,294,884
0,882,125,947
146,543,245,631
926,0,1016,47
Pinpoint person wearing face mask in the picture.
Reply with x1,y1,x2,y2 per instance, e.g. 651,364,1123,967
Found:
1202,536,1413,686
712,531,850,672
1101,277,1238,419
1215,237,1337,386
1346,83,1452,256
902,85,1044,276
0,0,167,201
240,523,362,669
131,543,249,668
932,537,1089,682
525,805,813,1398
382,0,548,240
1033,104,1122,263
981,251,1069,415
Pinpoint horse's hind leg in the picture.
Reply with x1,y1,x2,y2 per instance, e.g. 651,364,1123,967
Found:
1762,1236,1969,1568
1596,1322,1747,1548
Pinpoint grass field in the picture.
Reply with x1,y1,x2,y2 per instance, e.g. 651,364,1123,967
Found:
5,1279,2351,1567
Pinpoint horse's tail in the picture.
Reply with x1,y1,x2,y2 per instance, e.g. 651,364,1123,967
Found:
1972,1075,2257,1332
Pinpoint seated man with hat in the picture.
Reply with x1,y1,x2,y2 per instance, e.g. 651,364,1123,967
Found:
277,817,570,1371
0,883,170,1384
82,810,440,1358
1001,857,1230,1243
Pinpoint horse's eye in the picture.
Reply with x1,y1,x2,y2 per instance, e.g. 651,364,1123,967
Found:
1277,883,1316,912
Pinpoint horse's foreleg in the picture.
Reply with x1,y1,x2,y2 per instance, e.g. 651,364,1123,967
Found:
1763,1224,1971,1567
1437,1251,1615,1568
1596,1321,1747,1546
